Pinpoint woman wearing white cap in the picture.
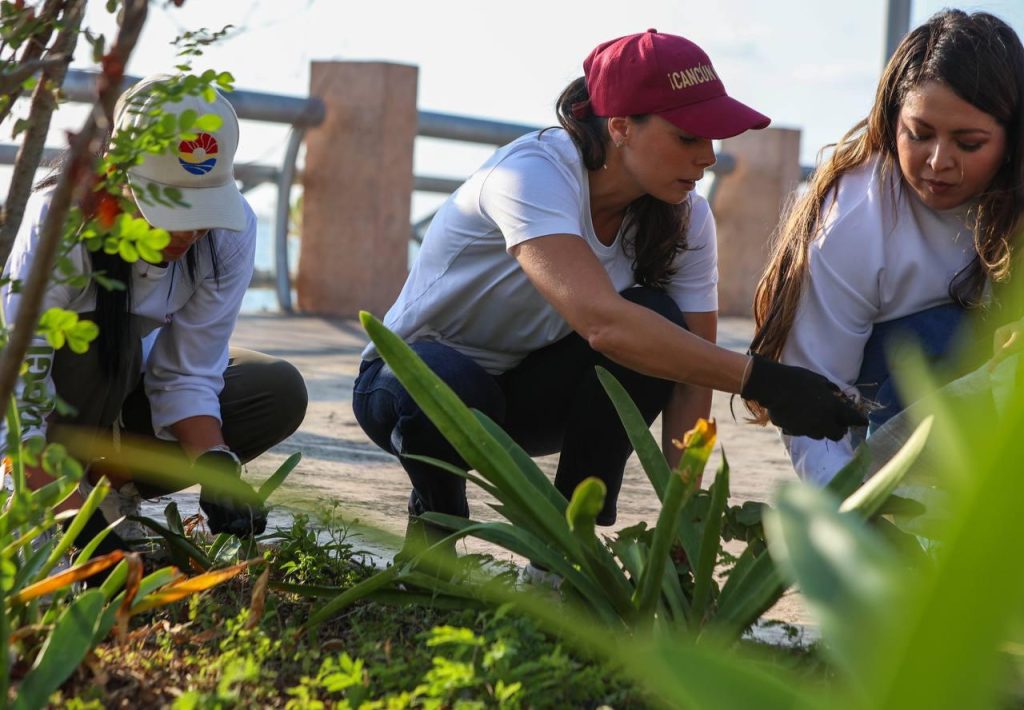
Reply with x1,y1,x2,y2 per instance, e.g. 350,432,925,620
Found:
354,30,865,551
2,75,308,555
748,10,1024,486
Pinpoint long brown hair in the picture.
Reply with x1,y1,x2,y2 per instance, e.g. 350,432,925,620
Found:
552,77,691,289
747,9,1024,422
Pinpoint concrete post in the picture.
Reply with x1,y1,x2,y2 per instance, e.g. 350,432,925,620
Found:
712,127,801,318
298,61,418,317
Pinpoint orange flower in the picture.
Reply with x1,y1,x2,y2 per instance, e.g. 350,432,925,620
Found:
96,192,120,229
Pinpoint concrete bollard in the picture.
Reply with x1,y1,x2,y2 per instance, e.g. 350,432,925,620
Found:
712,127,802,318
298,61,418,317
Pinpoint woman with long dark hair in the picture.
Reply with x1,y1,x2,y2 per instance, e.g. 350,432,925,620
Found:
748,10,1024,485
2,75,308,554
353,30,865,555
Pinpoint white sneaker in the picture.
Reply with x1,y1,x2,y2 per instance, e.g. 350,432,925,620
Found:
521,562,563,591
80,478,149,543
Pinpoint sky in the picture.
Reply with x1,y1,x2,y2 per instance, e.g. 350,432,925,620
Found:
13,0,1024,223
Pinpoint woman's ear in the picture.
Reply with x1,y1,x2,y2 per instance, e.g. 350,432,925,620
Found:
607,116,629,147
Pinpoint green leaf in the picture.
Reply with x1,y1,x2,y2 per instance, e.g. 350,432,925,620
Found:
764,482,900,679
13,590,106,710
136,242,164,264
118,239,140,263
194,113,223,132
257,451,301,502
41,480,109,577
164,501,186,537
360,312,581,560
839,417,932,518
66,320,99,355
713,548,785,640
133,516,211,572
565,477,604,539
690,456,730,627
633,420,714,619
141,227,170,251
473,411,566,514
90,34,106,64
177,108,197,131
596,367,672,499
825,441,873,499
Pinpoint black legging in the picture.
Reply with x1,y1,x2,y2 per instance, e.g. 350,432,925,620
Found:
353,286,686,525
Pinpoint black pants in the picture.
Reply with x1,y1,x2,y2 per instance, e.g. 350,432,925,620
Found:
49,326,308,498
353,286,685,525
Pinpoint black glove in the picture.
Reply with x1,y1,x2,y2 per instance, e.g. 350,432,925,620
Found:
741,355,868,440
196,449,267,538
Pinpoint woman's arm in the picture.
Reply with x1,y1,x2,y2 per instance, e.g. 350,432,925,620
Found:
511,234,865,441
511,235,749,391
662,310,716,467
168,415,226,460
145,206,257,442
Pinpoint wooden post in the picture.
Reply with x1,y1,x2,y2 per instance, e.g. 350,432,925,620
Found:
298,61,418,317
712,127,801,317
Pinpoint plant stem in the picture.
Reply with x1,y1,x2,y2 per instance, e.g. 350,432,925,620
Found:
0,0,63,127
0,0,83,266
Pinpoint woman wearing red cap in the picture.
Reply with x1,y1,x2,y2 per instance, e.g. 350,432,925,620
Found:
355,30,864,551
748,10,1024,485
2,76,308,562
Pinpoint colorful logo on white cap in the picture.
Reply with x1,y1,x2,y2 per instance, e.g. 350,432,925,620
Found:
178,133,219,176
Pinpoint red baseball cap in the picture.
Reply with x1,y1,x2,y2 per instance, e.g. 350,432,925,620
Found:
578,29,770,140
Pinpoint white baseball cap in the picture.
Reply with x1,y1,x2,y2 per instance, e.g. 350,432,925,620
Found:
113,74,246,232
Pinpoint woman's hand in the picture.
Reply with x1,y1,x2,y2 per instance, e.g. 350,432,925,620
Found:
741,355,868,440
989,316,1024,371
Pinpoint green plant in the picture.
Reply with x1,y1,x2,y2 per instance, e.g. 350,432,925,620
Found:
0,6,264,706
303,313,926,643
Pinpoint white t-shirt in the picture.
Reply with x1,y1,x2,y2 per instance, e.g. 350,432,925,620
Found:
1,191,257,449
362,128,719,373
780,155,977,485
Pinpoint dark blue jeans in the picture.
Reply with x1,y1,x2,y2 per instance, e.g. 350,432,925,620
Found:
855,303,966,433
352,286,685,526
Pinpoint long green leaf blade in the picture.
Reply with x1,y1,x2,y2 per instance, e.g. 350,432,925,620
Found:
840,417,932,517
690,455,730,628
596,367,672,499
634,419,714,619
257,451,301,502
361,312,581,559
764,482,900,681
14,589,106,710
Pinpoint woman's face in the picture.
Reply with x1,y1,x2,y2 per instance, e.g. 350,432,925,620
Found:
162,229,209,261
615,115,717,204
895,81,1007,211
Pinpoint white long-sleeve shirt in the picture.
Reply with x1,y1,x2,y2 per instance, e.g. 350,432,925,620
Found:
1,191,257,449
780,155,976,485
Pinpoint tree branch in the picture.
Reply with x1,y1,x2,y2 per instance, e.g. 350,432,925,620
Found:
0,0,65,127
0,0,82,265
0,55,67,95
0,0,149,413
